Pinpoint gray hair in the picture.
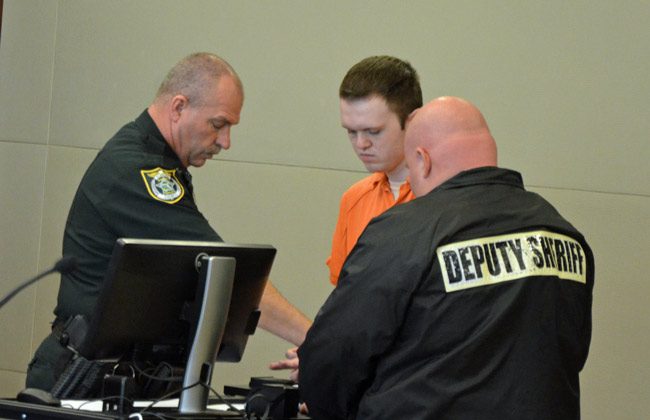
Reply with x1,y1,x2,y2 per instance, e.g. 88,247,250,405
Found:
155,52,243,105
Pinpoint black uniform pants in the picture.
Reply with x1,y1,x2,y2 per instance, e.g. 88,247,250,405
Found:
25,323,74,391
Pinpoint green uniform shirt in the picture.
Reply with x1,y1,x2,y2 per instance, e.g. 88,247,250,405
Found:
55,110,222,318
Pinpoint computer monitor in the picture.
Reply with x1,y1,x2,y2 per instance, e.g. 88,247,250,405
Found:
75,238,276,415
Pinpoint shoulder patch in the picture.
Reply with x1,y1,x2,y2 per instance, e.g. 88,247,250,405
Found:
140,167,185,204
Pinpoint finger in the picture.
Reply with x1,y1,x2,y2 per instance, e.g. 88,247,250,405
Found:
269,359,299,370
289,369,299,383
299,402,309,415
285,347,298,358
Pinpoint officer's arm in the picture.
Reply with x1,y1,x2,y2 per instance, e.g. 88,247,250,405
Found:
258,281,312,346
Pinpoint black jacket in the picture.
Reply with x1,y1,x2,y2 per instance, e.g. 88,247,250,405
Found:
299,167,594,420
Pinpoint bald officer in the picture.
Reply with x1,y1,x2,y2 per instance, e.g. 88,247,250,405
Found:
299,97,594,420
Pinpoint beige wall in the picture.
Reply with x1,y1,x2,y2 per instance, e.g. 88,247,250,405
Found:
0,1,648,417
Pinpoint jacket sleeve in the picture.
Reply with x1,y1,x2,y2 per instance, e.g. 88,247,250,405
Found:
299,222,418,419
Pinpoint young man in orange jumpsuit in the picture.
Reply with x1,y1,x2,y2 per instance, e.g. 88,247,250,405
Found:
270,56,423,379
327,55,423,285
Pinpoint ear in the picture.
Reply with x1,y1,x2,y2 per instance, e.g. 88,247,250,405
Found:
170,94,189,122
416,146,432,179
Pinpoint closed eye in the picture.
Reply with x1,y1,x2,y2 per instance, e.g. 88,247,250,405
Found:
211,119,227,131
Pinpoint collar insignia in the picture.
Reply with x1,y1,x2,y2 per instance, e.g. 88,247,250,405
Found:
140,167,185,204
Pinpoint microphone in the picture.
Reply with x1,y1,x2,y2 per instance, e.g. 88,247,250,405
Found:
53,256,78,275
0,256,78,310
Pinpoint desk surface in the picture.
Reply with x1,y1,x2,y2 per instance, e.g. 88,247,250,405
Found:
0,398,309,419
0,398,244,419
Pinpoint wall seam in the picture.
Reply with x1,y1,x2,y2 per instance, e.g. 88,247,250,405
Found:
28,0,60,361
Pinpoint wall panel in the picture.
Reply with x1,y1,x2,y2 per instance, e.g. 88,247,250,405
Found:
0,143,47,372
0,0,56,144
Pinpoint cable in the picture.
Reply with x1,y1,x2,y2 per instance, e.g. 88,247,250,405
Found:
66,382,250,420
205,382,247,417
131,360,184,383
75,394,135,411
0,257,77,310
137,380,201,416
141,381,248,420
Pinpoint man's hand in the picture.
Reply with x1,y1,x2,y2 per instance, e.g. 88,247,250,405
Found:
269,347,300,383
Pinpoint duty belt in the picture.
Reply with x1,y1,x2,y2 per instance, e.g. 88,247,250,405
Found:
51,317,69,338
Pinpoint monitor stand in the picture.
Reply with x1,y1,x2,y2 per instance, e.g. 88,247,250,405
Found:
177,255,237,416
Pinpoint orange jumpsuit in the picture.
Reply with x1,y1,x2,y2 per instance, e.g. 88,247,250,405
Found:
326,172,414,285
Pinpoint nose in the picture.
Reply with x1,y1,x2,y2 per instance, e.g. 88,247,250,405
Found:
216,127,231,150
353,133,371,150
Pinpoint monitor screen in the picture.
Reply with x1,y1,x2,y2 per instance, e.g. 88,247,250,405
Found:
76,238,276,365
